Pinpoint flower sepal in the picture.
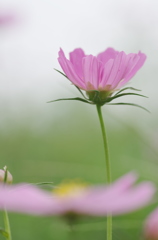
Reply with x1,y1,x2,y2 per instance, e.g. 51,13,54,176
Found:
107,102,150,112
48,97,92,105
49,70,149,111
86,90,113,105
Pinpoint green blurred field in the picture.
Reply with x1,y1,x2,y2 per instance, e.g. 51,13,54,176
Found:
0,106,157,240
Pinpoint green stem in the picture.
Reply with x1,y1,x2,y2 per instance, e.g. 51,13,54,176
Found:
68,224,76,240
3,167,12,240
96,104,111,183
96,104,112,240
3,210,12,240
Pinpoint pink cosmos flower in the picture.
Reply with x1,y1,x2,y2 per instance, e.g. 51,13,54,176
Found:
0,173,155,216
144,208,158,240
58,48,146,93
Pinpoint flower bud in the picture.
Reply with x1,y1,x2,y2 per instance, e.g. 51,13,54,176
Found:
0,169,13,184
144,208,158,240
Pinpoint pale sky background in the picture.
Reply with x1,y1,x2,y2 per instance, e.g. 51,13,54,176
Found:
0,0,158,132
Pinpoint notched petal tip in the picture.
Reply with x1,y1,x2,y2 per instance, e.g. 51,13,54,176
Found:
113,171,138,190
58,48,65,57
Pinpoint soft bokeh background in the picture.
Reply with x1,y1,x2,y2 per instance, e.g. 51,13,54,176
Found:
0,0,158,239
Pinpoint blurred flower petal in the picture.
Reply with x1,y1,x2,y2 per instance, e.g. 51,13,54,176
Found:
0,173,155,216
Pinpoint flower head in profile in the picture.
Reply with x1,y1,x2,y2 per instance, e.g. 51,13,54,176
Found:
50,47,147,110
0,173,155,219
144,208,158,240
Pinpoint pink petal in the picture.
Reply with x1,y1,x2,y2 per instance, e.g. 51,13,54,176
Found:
99,59,114,89
69,48,85,79
118,52,147,88
108,172,138,193
67,172,137,215
105,52,125,87
0,184,61,215
123,53,138,76
100,53,134,90
97,48,119,64
70,174,155,216
82,55,101,90
105,182,156,215
144,208,158,239
59,172,138,215
110,52,127,89
58,49,86,89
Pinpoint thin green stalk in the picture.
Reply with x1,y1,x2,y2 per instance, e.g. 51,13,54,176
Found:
3,167,12,240
96,104,112,240
96,104,111,183
3,210,12,240
68,224,76,240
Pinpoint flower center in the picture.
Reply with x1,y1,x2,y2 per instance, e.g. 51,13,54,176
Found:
53,180,87,198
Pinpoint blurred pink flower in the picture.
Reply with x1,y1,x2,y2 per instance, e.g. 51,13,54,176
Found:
144,208,158,240
58,48,146,93
0,11,17,27
0,173,155,216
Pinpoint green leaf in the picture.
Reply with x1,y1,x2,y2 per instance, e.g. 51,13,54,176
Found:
0,228,9,238
115,87,141,96
47,97,92,104
106,92,148,103
54,69,68,79
107,102,150,113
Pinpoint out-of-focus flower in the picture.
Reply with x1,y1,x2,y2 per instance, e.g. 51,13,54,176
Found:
0,11,18,28
0,173,155,216
55,48,147,106
0,168,13,184
144,208,158,240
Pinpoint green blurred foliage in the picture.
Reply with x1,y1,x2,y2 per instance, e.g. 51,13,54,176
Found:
0,107,158,240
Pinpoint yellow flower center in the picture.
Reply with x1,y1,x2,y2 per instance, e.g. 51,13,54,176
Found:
53,180,87,198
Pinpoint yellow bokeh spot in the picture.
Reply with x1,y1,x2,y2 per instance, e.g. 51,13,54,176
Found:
53,180,87,198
